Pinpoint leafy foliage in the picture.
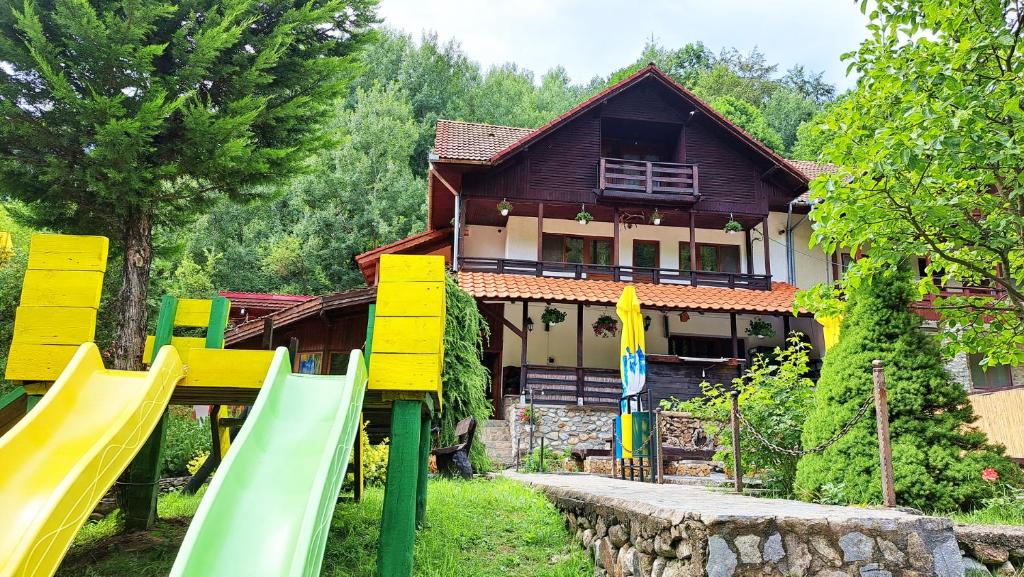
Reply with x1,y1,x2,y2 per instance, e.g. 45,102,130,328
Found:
795,267,1020,512
440,275,493,471
0,206,33,396
664,336,817,494
522,447,565,474
708,96,784,152
162,407,211,477
798,0,1024,365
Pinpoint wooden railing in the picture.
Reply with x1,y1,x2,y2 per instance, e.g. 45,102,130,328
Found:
599,158,698,195
458,257,772,291
523,365,621,406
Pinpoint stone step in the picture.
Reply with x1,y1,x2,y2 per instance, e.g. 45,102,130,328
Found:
483,419,507,428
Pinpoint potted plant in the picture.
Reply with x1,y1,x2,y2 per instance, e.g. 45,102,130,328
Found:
724,215,743,234
517,406,538,431
745,317,776,339
541,306,566,330
497,198,512,216
592,314,618,338
650,209,663,226
576,205,593,225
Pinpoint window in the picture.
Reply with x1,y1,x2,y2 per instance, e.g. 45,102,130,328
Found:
632,240,659,268
329,351,351,375
669,335,745,359
969,354,1013,390
541,234,612,265
678,243,741,272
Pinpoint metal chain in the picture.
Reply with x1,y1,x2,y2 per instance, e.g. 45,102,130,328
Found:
735,395,874,456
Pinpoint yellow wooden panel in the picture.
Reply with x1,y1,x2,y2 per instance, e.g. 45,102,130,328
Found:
379,254,445,283
0,232,14,262
373,317,444,354
183,349,276,389
26,234,109,272
12,306,96,345
375,282,444,317
144,336,208,365
368,353,441,392
5,342,80,381
20,270,104,308
174,299,213,328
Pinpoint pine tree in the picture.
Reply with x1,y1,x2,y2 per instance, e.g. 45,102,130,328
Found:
0,0,377,369
795,267,1017,512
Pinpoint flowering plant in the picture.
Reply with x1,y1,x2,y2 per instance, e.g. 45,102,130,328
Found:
540,306,566,327
982,467,1000,482
592,314,618,338
517,406,538,426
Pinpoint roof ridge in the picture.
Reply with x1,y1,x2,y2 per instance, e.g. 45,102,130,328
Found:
436,118,534,131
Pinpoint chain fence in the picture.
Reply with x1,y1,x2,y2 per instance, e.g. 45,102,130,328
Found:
735,394,875,456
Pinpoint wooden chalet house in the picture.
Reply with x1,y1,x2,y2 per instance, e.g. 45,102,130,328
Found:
353,65,836,415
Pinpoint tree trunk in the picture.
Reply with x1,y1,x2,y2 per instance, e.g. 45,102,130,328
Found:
112,208,153,371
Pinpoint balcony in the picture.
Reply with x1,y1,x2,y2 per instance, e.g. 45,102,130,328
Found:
598,158,698,203
458,257,772,291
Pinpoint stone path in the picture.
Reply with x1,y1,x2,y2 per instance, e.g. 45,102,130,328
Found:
506,472,964,577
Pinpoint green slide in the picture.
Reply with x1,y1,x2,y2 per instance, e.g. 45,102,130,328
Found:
170,347,367,577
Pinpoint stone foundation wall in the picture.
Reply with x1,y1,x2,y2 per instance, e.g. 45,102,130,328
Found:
659,411,718,452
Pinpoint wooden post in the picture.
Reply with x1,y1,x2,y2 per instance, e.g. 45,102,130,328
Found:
730,391,743,493
121,295,177,532
377,400,422,577
783,315,791,338
576,304,584,406
729,313,739,360
745,228,754,274
872,360,897,507
655,409,665,484
520,301,529,395
689,213,697,271
536,202,544,261
354,303,376,503
416,412,431,527
453,195,462,271
611,425,617,478
762,217,772,279
261,317,274,350
287,337,299,371
612,207,620,266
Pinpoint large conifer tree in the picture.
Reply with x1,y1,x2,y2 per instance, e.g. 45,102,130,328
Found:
795,267,1016,512
0,0,376,368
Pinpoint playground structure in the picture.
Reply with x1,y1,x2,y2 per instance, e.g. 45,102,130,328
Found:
0,234,446,577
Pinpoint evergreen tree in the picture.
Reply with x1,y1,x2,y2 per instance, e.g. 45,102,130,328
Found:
795,267,1017,512
0,0,377,368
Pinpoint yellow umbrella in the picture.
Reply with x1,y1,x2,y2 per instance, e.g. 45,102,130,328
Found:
616,286,647,460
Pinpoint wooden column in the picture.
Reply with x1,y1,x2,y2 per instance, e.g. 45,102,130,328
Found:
261,317,274,350
536,203,544,261
377,400,423,577
453,195,462,271
783,315,791,339
872,361,897,507
761,217,772,279
520,301,529,394
612,207,620,266
729,312,739,360
576,304,584,405
689,212,697,271
744,229,754,274
730,391,743,493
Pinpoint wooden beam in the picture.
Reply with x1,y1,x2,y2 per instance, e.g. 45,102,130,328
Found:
261,317,274,350
783,315,791,338
429,166,458,196
520,301,529,394
612,207,620,266
730,313,739,360
744,228,754,275
478,302,523,340
761,217,772,279
576,304,584,405
536,203,544,261
689,212,697,271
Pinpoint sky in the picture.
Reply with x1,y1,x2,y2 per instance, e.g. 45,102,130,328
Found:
376,0,872,91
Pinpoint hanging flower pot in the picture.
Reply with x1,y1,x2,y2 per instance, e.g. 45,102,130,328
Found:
745,317,776,339
592,314,618,338
724,215,743,234
541,306,566,331
650,209,663,226
576,204,593,225
497,198,512,216
678,311,690,323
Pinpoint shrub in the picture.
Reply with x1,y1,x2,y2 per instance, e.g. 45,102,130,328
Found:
440,275,494,471
162,407,211,477
523,446,564,473
795,267,1020,512
663,336,815,495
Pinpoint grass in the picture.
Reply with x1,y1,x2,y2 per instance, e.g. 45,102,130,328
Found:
56,478,592,577
947,506,1024,526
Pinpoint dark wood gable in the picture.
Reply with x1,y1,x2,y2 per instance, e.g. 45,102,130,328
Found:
459,75,801,216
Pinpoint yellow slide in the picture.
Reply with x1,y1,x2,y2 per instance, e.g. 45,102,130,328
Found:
0,342,183,577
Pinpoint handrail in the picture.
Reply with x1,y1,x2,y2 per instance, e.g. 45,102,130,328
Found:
600,157,698,195
458,257,772,290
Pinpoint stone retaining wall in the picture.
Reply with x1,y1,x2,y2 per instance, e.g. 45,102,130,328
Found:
510,472,965,577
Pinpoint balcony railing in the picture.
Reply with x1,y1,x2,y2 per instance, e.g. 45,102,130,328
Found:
599,157,698,196
524,365,621,406
458,257,772,291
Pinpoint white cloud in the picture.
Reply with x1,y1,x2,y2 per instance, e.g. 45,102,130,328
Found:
376,0,870,90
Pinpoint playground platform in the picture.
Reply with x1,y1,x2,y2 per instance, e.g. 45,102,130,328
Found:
506,472,965,577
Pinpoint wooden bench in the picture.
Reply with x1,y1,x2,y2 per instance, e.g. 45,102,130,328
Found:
432,416,475,479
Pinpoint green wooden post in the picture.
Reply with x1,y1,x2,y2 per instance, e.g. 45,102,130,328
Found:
122,295,177,531
377,400,422,577
205,297,230,349
416,413,431,527
363,303,376,364
353,304,376,503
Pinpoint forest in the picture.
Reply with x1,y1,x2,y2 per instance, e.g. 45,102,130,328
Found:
0,6,839,376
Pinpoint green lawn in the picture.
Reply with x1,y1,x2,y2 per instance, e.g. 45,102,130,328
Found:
56,478,592,577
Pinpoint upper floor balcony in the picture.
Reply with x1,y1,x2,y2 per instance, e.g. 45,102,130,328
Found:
598,157,699,203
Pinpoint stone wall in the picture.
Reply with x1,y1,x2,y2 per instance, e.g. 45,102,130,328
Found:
955,524,1024,577
512,472,965,577
659,411,717,452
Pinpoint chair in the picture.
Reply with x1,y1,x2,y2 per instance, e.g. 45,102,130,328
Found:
432,417,476,479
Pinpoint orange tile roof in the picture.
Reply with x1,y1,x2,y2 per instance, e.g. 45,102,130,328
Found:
457,272,802,315
787,160,837,204
433,120,533,162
